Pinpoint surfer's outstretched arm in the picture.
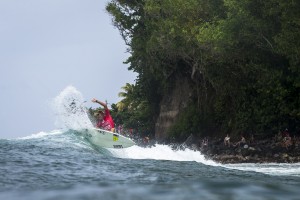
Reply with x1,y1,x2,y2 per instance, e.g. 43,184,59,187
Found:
91,98,108,109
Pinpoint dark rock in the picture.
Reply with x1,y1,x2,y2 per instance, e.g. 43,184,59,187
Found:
197,137,300,164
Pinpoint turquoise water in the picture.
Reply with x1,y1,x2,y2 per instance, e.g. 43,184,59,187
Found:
1,130,300,200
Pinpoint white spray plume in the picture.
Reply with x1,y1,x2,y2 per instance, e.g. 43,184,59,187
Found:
52,86,93,130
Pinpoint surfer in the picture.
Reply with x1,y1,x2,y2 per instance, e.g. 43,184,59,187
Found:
91,98,115,132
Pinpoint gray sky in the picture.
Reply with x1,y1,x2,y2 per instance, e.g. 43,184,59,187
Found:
0,0,137,139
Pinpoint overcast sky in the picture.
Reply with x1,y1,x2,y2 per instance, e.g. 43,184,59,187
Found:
0,0,137,139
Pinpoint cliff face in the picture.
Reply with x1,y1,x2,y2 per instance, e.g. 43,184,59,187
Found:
155,77,192,140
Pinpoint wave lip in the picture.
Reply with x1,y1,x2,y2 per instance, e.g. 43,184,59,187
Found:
225,163,300,177
18,130,63,140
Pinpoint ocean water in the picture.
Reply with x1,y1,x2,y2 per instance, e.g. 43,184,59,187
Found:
1,132,300,200
1,86,300,200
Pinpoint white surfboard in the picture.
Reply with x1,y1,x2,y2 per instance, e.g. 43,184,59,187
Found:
81,128,135,149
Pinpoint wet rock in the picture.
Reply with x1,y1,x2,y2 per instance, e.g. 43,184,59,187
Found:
197,137,300,164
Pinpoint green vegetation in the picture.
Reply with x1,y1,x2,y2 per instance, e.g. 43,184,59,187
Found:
110,83,155,136
106,0,300,141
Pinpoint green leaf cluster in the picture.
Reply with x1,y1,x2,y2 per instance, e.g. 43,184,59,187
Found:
107,0,300,140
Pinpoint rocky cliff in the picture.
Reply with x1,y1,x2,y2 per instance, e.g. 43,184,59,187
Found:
155,77,192,140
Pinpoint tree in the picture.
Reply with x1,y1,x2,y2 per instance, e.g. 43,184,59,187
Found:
107,0,300,141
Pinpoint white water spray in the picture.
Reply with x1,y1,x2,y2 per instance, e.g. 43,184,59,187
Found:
109,145,300,176
52,86,93,130
109,144,218,166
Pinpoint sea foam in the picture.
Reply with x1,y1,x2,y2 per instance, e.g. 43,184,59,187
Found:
108,144,219,166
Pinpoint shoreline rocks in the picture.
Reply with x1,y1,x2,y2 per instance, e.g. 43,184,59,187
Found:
199,138,300,164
